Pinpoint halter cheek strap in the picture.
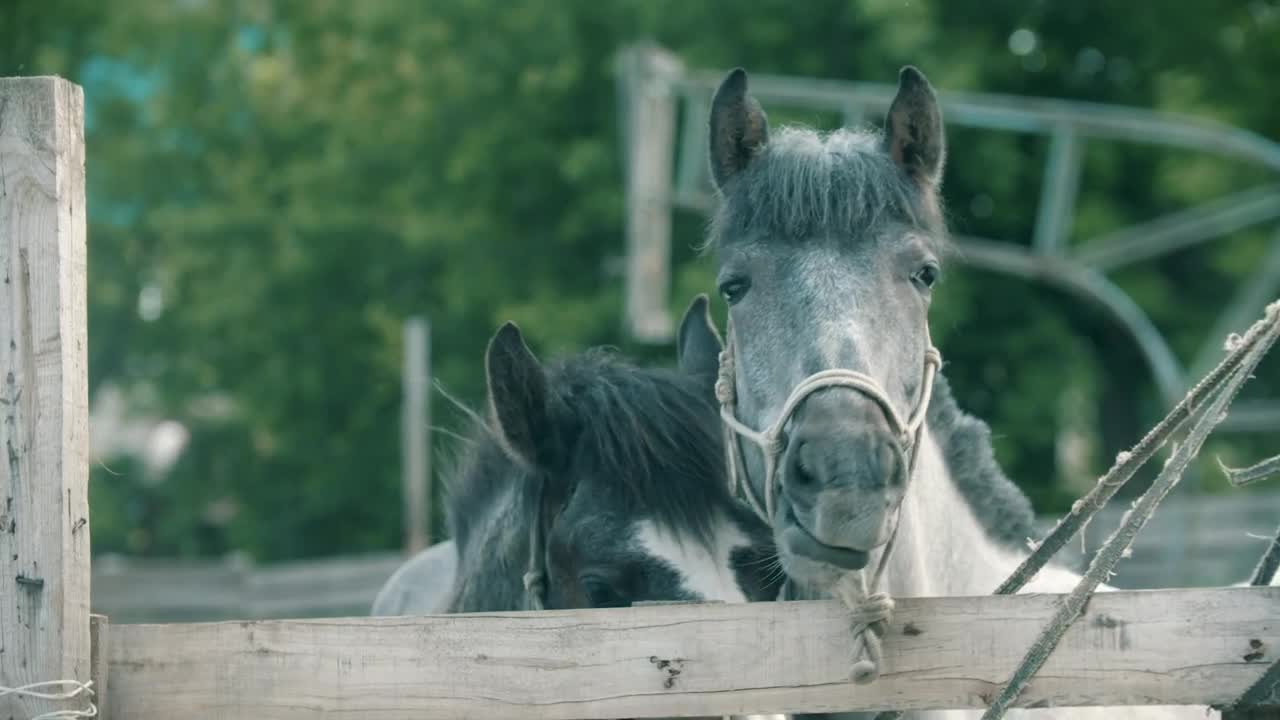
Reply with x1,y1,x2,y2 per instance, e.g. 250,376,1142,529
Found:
523,474,556,611
523,518,548,611
716,316,941,684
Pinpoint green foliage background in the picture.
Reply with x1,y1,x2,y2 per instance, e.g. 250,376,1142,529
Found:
5,0,1276,561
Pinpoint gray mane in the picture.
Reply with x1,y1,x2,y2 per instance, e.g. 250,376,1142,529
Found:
926,373,1037,548
708,126,945,249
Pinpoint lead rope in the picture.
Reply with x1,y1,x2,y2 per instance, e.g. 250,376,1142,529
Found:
840,408,928,682
716,316,940,684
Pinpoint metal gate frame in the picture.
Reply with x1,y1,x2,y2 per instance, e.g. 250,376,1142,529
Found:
616,44,1280,435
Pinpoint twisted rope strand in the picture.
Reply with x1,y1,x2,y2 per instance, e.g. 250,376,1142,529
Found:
1220,452,1280,487
981,302,1279,720
0,680,96,720
995,299,1280,596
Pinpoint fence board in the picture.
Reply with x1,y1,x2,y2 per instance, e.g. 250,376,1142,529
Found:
0,76,91,720
91,552,404,622
1079,490,1280,589
105,586,1278,719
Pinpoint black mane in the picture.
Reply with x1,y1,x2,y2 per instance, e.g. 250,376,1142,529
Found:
444,349,732,610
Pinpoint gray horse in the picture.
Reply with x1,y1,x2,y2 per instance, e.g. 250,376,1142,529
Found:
703,65,1220,720
374,307,782,616
370,539,457,616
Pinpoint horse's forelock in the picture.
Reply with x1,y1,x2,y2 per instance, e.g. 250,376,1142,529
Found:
709,125,948,250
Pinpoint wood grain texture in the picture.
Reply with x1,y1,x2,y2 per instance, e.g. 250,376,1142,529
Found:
90,614,109,720
621,46,681,342
0,76,90,720
106,587,1279,719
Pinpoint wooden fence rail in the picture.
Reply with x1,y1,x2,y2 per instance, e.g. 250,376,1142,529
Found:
91,551,406,622
103,586,1278,719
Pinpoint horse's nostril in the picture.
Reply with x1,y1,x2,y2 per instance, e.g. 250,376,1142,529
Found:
794,463,817,488
789,442,818,488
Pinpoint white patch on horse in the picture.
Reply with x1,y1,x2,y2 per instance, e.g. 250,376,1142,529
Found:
635,517,750,604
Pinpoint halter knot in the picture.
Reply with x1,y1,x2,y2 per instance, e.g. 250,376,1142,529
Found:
715,349,737,406
762,433,786,457
836,578,896,685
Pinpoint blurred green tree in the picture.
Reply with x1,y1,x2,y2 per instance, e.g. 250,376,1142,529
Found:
4,0,1275,560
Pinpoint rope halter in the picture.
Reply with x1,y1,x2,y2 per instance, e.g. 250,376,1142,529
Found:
715,317,942,684
715,323,942,524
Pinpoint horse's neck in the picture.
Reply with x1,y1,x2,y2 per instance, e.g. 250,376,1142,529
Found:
880,426,1075,598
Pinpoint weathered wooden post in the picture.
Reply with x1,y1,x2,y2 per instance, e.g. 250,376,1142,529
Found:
0,77,92,719
401,316,430,554
617,45,683,344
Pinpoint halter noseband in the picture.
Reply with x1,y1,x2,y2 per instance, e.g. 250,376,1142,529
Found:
523,521,549,611
522,473,557,611
715,318,942,523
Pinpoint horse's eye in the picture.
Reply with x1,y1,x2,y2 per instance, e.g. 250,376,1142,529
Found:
580,576,628,608
912,263,940,289
718,276,752,305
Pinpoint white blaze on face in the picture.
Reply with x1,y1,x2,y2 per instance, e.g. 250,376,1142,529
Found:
634,516,751,604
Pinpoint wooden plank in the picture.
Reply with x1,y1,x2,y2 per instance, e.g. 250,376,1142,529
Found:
0,76,91,720
91,557,246,618
90,614,109,720
106,587,1278,719
245,553,406,618
619,45,681,343
91,552,405,622
401,316,430,554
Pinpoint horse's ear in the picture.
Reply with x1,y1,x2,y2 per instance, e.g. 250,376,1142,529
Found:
709,68,769,191
883,66,946,190
677,294,723,386
485,322,553,468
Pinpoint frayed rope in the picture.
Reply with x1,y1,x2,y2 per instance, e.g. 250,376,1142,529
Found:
0,680,96,720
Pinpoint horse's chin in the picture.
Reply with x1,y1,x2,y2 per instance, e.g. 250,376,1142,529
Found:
781,522,870,570
775,546,853,596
